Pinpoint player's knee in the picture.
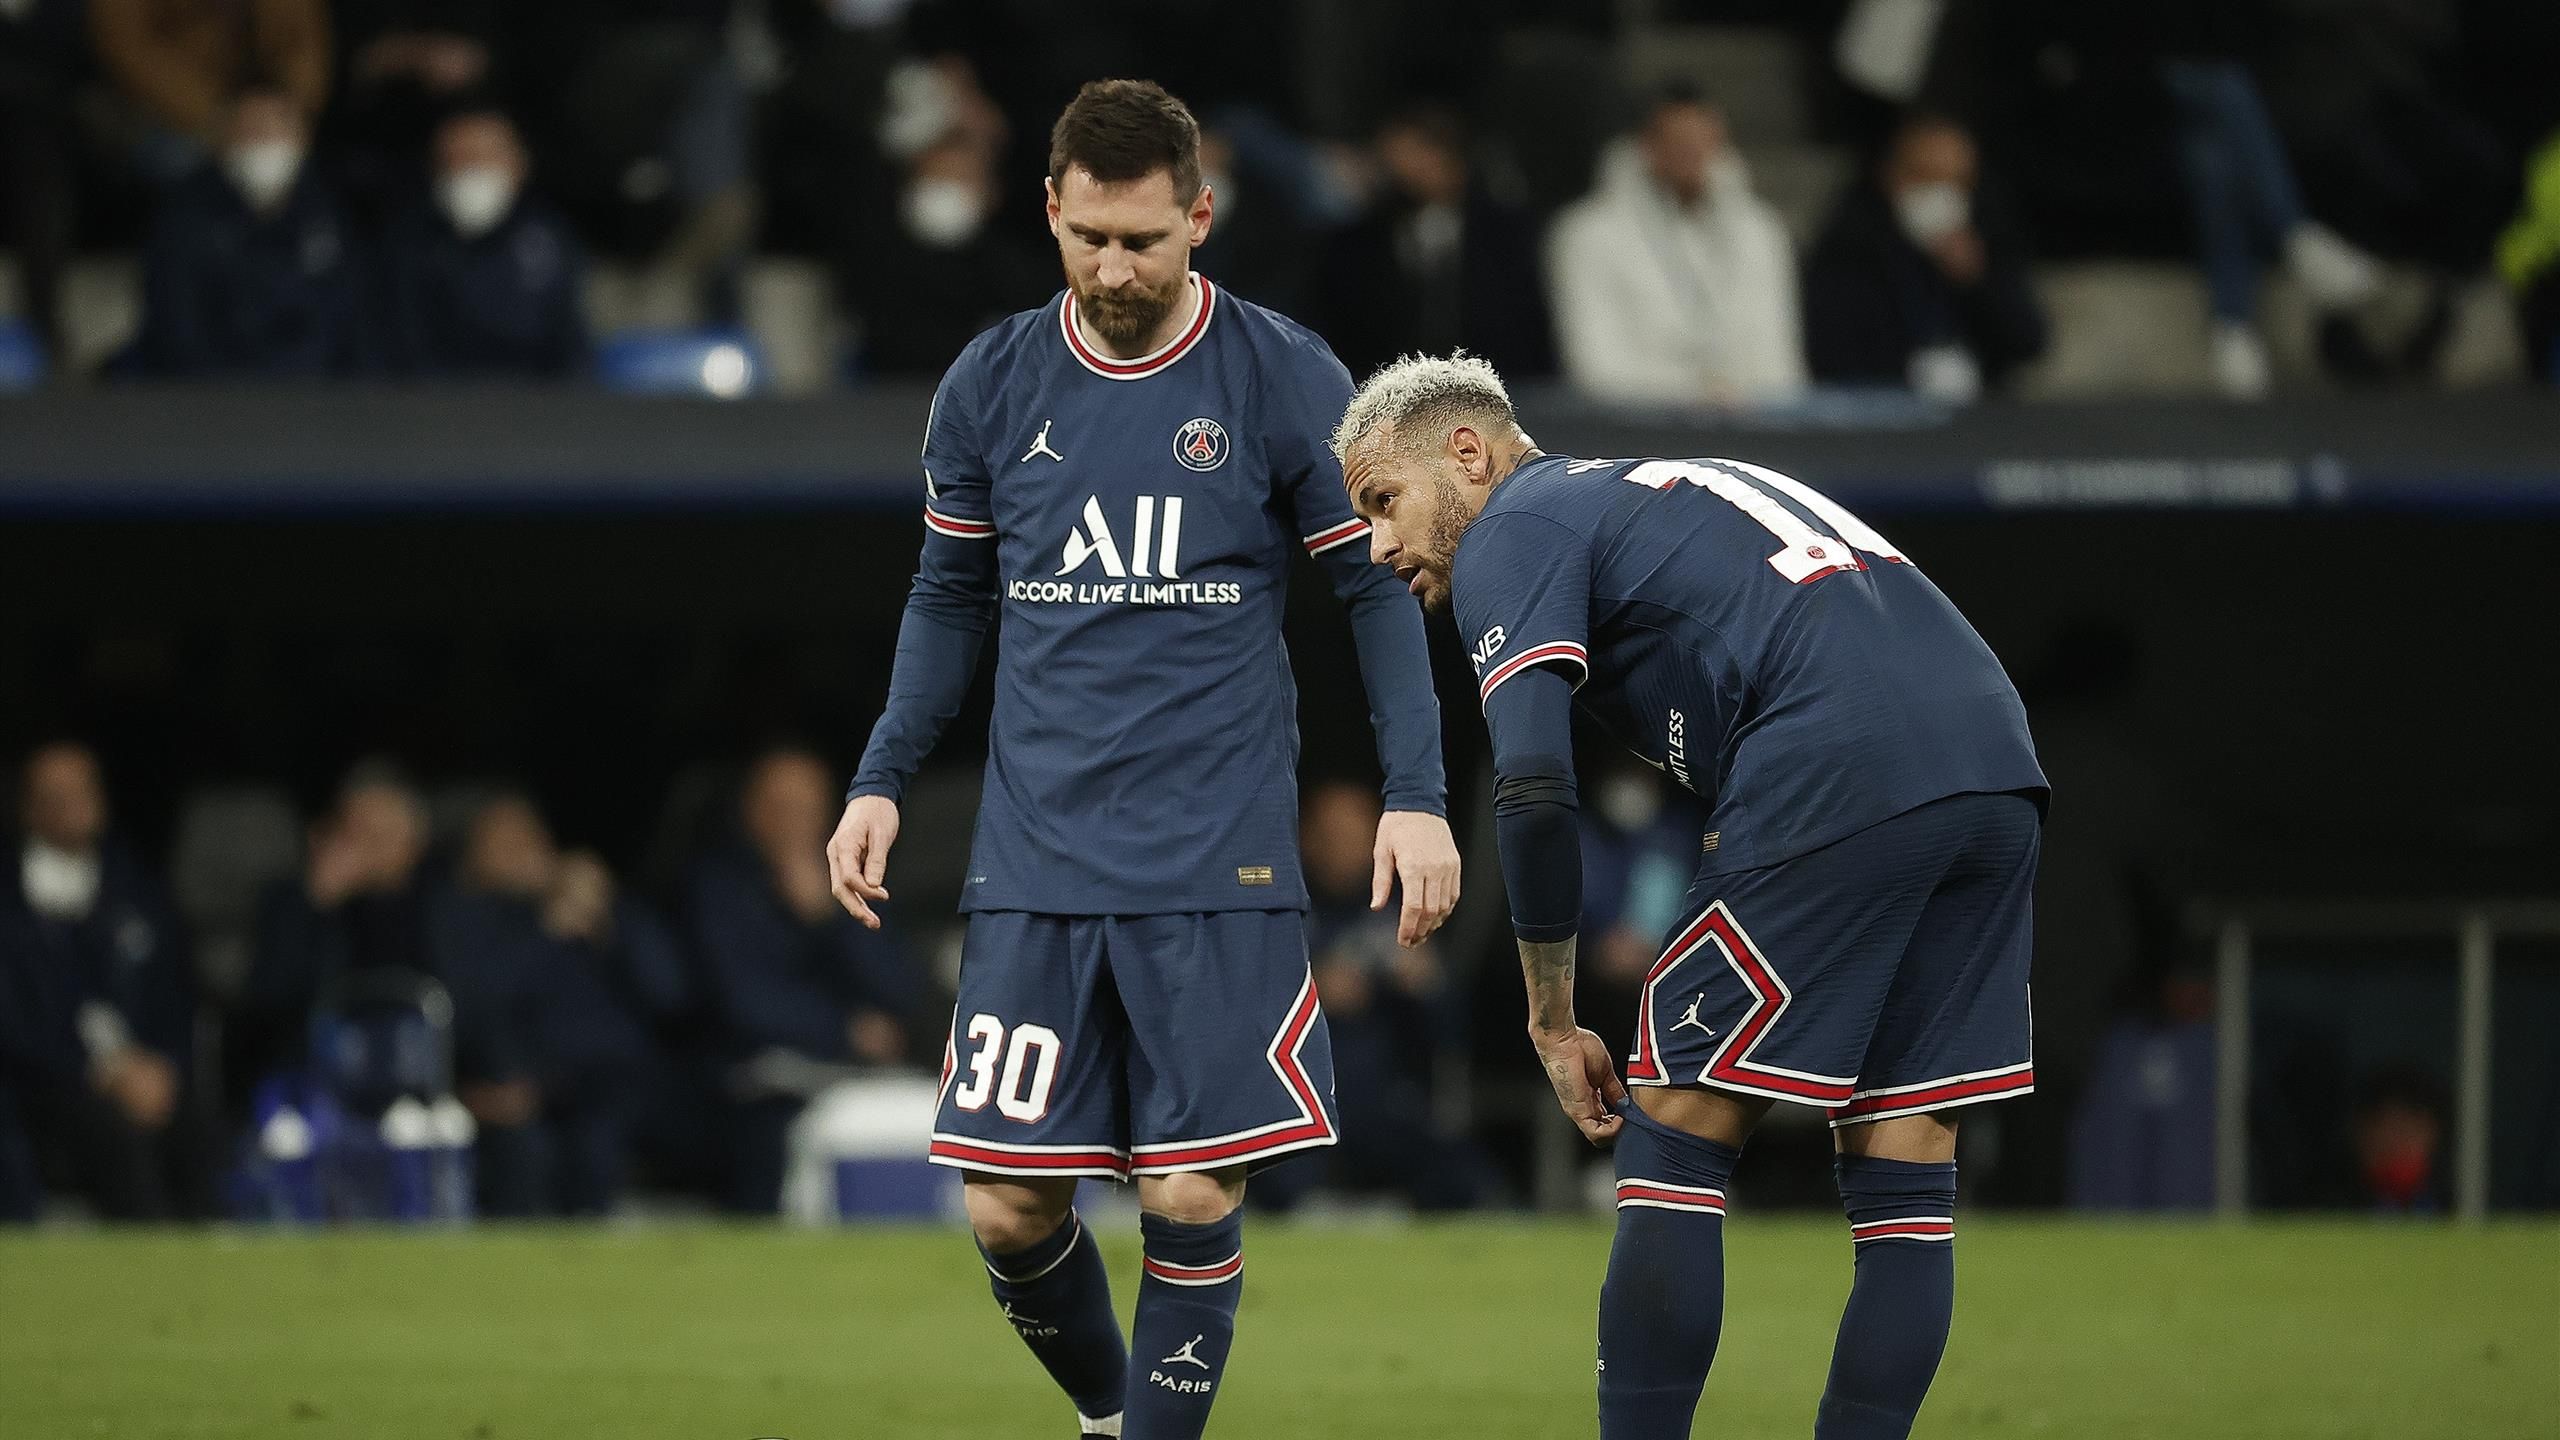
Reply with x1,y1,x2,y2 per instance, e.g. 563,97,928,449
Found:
1614,1099,1744,1195
1137,1167,1244,1225
963,1175,1076,1253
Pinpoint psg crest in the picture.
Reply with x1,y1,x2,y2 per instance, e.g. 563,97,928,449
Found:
1174,417,1230,472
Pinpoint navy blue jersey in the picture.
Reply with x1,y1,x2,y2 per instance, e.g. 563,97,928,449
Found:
853,274,1445,914
1457,453,2043,876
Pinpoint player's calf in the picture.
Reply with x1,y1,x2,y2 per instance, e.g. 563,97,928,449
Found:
1599,1099,1745,1440
1123,1169,1246,1440
966,1176,1129,1434
1815,1149,1960,1440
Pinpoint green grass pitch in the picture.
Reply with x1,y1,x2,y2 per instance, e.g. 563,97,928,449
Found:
3,1218,2552,1438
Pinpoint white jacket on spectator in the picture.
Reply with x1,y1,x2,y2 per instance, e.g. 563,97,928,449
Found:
1546,139,1807,406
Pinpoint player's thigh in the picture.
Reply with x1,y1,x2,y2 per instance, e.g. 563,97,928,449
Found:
1623,816,1945,1109
1107,910,1339,1178
1833,791,2041,1130
929,911,1132,1181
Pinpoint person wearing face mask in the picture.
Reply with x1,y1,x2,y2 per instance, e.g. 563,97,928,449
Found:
843,132,1049,377
1803,113,2049,403
1547,83,1808,408
0,743,211,1222
382,104,591,379
131,83,367,378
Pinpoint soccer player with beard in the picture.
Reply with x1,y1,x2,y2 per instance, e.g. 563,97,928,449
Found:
1333,353,2047,1440
826,81,1459,1439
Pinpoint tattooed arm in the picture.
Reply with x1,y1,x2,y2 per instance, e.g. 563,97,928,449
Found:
1484,665,1627,1143
1520,936,1626,1143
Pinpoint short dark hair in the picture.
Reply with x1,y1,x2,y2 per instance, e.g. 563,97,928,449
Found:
1644,79,1713,123
1048,79,1202,203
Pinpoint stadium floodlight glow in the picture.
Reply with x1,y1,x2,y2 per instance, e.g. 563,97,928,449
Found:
701,344,753,399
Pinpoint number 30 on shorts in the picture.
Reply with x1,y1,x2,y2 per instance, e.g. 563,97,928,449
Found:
950,1014,1062,1122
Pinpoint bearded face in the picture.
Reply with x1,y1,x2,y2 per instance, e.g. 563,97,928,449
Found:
1072,266,1189,350
1348,446,1478,613
1049,165,1212,354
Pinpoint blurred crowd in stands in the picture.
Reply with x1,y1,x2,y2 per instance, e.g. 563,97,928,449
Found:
1,0,2555,397
0,742,1531,1220
15,736,2514,1222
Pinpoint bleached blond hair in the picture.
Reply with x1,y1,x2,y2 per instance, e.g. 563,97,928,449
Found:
1328,351,1519,467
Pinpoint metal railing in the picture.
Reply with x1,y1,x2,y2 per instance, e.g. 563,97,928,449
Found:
2202,900,2560,1222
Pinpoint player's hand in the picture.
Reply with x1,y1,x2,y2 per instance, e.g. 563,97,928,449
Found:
828,795,900,930
1372,809,1460,947
1529,1026,1626,1145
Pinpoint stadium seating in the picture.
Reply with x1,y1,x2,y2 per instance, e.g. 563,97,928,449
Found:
594,327,771,399
0,318,42,391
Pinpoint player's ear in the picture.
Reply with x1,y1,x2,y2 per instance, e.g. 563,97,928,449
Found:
1449,425,1490,486
1188,180,1214,245
1043,177,1062,236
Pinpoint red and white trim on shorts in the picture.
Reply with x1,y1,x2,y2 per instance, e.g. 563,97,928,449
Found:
1615,1178,1727,1216
1827,1063,2036,1127
1623,900,1858,1106
1302,519,1370,556
1476,640,1589,706
924,505,995,540
1060,274,1216,381
1127,970,1336,1176
1143,1250,1244,1287
927,1134,1133,1180
1851,1216,1956,1244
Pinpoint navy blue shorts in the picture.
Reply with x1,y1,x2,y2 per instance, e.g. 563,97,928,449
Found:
1624,790,2039,1127
927,910,1338,1180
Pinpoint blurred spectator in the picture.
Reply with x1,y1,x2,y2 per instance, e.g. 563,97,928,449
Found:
2259,0,2515,378
2143,13,2384,398
685,747,917,1213
1803,113,2047,401
0,0,82,371
0,744,211,1221
2066,959,2216,1213
382,106,590,379
755,0,901,261
1547,84,1806,407
2351,1068,2447,1214
429,793,669,1217
2500,130,2560,384
90,0,331,180
1187,121,1321,317
1280,780,1486,1212
329,0,508,221
131,85,368,379
844,133,1048,378
516,2,757,321
1313,105,1554,382
232,766,432,1095
1572,759,1700,1064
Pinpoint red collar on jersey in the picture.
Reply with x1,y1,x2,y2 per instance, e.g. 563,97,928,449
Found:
1060,274,1216,380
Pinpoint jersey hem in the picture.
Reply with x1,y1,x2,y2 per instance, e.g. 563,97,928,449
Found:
1692,783,2048,879
957,896,1311,917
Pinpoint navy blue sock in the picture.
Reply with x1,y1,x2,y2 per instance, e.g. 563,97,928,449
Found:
1598,1105,1742,1440
1123,1209,1244,1440
981,1210,1128,1428
1816,1156,1959,1440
